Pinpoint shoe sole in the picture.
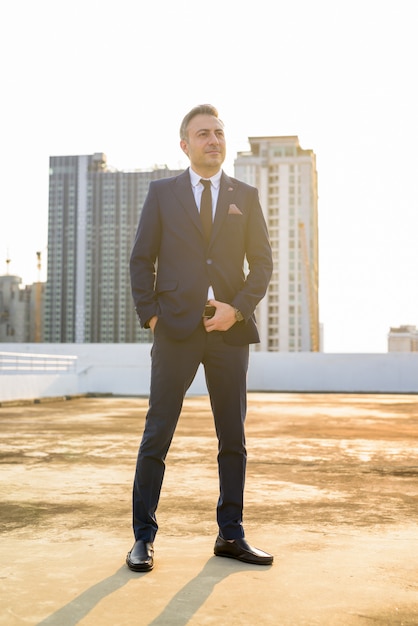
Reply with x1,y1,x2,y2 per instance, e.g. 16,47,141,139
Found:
214,551,273,565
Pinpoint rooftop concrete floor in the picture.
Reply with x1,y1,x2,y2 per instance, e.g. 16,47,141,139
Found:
1,393,418,626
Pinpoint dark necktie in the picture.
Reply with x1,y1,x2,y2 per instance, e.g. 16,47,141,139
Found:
200,179,212,242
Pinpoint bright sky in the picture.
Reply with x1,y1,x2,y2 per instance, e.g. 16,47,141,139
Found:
1,0,417,353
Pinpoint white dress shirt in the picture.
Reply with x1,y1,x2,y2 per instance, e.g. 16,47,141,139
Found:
189,167,222,221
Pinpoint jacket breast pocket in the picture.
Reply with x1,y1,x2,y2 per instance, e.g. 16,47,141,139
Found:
225,213,246,236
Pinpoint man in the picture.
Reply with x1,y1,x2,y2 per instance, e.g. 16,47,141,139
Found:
127,104,273,571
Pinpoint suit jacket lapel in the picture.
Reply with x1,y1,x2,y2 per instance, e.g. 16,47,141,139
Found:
172,170,204,235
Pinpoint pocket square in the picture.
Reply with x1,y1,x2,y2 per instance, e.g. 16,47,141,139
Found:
228,204,243,215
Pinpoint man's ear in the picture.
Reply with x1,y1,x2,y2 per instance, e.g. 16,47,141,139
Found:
180,139,189,157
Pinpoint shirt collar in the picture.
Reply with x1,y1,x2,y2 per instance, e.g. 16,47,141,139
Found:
189,167,222,189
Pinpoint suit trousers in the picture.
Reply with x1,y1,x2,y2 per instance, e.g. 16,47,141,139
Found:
132,320,249,542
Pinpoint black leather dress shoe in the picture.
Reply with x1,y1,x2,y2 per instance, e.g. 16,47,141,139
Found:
214,536,273,565
126,540,154,572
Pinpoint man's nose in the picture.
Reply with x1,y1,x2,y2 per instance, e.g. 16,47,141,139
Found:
208,132,220,144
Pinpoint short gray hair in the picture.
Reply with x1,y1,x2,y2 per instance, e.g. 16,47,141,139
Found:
179,104,223,140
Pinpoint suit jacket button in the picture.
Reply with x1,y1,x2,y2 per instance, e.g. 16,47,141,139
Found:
206,259,213,265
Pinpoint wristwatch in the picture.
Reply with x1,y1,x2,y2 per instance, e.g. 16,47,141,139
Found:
234,308,244,322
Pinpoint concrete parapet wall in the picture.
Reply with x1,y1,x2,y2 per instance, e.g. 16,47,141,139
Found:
0,373,79,402
249,352,418,393
1,344,418,402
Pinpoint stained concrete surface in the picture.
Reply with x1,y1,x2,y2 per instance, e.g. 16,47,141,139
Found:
1,393,418,625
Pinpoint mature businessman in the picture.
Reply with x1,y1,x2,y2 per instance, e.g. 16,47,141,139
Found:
127,104,273,571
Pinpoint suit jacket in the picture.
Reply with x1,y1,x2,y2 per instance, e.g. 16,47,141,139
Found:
130,169,273,346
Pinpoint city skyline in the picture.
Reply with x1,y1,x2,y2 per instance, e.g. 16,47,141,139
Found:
39,138,318,350
1,0,417,353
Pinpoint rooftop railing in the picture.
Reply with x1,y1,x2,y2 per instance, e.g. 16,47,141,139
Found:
0,351,77,374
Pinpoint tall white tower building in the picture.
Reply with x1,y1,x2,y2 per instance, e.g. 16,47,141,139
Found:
235,136,319,351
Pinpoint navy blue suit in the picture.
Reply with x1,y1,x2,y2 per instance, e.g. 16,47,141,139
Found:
130,169,272,541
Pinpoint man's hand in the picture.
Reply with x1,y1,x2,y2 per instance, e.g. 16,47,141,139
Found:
203,300,236,332
148,316,158,332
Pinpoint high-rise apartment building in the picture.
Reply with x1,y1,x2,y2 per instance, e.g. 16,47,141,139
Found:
0,274,45,342
44,154,183,343
234,136,319,351
388,325,418,352
0,275,26,342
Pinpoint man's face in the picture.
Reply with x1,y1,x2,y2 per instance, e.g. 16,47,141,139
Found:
180,114,226,177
